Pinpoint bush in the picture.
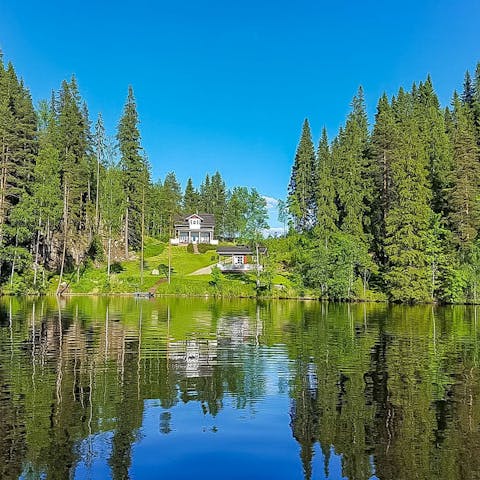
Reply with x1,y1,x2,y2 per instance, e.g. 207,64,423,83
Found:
110,262,125,274
88,235,105,262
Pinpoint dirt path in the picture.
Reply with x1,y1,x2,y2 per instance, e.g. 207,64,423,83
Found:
148,277,167,294
188,264,216,276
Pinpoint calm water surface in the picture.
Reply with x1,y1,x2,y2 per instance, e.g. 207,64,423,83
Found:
1,297,479,479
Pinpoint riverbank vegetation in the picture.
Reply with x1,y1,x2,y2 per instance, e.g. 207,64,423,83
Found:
1,51,480,303
284,64,480,303
0,53,268,296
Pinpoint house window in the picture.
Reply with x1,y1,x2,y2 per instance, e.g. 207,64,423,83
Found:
233,255,245,265
189,218,201,228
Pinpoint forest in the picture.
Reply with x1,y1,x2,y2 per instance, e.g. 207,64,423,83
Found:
0,54,268,294
284,62,480,303
1,50,480,303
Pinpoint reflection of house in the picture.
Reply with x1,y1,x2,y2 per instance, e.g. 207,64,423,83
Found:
216,245,267,273
168,339,217,378
170,213,219,245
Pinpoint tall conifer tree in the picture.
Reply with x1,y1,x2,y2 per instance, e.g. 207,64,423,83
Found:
183,178,199,213
333,87,371,243
447,94,480,251
315,127,337,244
288,119,316,232
384,88,433,302
117,86,149,253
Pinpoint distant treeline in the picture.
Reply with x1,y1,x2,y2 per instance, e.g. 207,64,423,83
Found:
0,54,267,292
285,63,480,302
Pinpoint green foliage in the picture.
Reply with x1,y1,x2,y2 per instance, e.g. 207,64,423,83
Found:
117,86,150,250
110,262,125,274
209,266,222,289
288,119,317,232
88,234,105,262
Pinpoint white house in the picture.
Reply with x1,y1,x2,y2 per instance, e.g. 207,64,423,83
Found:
170,213,219,245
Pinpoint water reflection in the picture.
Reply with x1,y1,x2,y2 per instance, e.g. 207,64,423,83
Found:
0,298,480,479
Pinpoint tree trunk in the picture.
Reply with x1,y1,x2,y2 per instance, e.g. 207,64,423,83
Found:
140,188,145,286
124,201,129,258
57,183,69,295
10,234,17,288
107,225,112,280
33,216,42,287
95,155,100,231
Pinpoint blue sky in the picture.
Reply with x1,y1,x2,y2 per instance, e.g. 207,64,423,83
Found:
1,0,480,227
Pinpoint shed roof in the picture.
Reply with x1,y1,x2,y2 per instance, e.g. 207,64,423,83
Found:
217,245,267,256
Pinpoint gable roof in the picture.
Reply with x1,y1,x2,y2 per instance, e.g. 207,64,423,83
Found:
174,213,215,228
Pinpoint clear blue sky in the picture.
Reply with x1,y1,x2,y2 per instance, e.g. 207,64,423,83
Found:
1,0,480,224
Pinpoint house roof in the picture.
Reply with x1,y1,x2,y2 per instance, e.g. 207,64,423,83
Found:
174,213,215,228
217,245,267,256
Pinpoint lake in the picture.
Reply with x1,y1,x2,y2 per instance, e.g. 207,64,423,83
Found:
0,297,479,479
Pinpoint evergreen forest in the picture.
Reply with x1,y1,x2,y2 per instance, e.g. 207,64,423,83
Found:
2,50,480,303
0,53,268,294
285,63,480,303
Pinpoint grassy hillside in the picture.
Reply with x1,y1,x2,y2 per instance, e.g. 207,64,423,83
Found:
45,239,272,297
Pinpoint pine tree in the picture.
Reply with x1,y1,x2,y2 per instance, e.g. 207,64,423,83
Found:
288,119,316,232
117,86,150,254
315,127,337,244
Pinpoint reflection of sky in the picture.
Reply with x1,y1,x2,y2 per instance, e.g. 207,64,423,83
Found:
71,349,352,480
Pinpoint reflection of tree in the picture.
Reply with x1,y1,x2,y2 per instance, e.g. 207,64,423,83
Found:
290,360,318,480
4,298,480,480
109,335,144,480
0,366,26,479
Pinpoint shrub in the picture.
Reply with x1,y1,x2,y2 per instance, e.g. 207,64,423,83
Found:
110,262,125,274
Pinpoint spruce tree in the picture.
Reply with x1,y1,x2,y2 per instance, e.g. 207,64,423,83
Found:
57,77,90,231
370,93,396,263
0,61,37,246
161,172,182,238
384,88,433,302
183,177,199,213
416,76,453,215
94,113,107,230
447,94,480,251
199,174,212,212
288,119,316,232
333,87,371,243
117,86,150,253
462,70,475,107
315,127,337,244
210,171,227,237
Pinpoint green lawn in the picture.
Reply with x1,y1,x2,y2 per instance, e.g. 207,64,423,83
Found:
49,239,222,294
